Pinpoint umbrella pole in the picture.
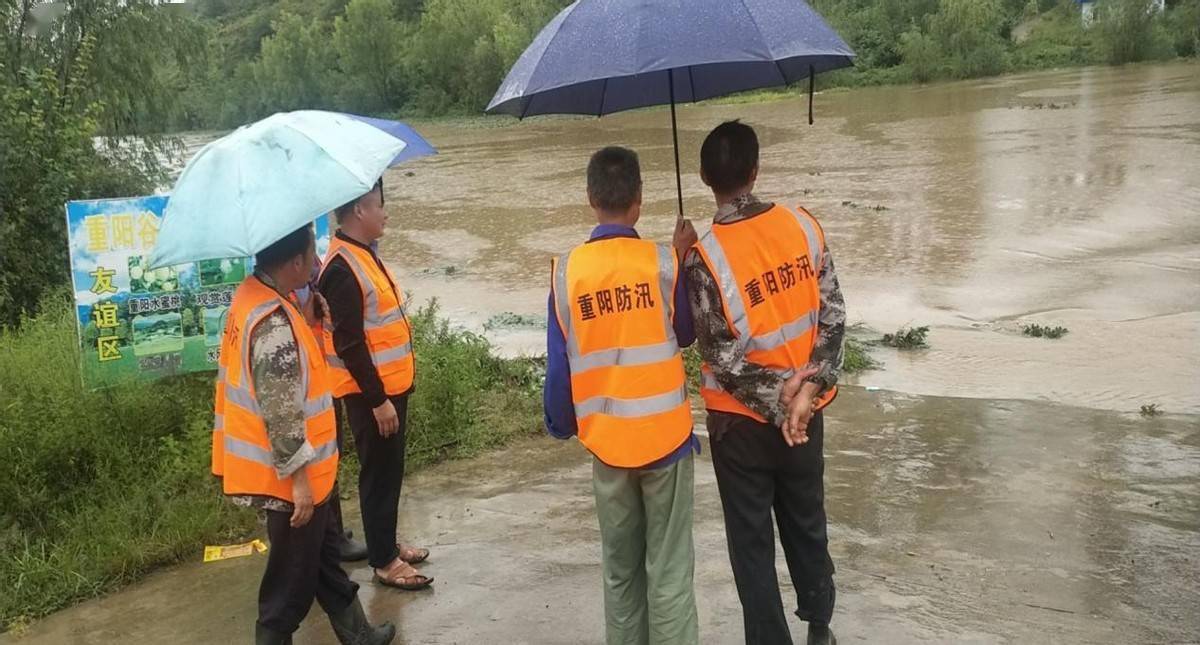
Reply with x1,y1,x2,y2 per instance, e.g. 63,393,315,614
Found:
669,68,683,220
808,65,815,126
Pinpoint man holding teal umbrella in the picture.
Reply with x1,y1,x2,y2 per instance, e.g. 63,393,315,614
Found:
214,225,395,645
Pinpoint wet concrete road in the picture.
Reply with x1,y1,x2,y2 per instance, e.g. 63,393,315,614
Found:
6,389,1197,644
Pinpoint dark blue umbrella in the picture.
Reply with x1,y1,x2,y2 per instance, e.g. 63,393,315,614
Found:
486,0,855,217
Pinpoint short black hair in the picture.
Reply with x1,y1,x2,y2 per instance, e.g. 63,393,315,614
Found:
587,146,642,213
334,178,385,223
700,120,759,194
255,224,314,270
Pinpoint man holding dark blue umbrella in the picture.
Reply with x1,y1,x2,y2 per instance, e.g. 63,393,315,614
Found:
686,121,845,645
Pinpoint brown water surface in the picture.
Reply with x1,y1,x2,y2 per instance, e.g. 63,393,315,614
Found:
379,62,1199,414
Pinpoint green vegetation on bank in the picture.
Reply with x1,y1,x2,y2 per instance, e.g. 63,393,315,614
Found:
814,0,1198,88
0,38,166,326
0,295,542,630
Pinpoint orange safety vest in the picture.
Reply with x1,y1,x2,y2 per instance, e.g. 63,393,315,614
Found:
692,204,838,423
318,236,415,398
551,237,693,468
211,275,339,505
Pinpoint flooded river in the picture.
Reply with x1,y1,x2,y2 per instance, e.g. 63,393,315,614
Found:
371,61,1200,416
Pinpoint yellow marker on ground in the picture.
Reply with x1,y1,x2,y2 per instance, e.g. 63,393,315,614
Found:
203,539,268,562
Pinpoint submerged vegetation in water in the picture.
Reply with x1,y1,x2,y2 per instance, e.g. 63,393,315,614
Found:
484,312,547,331
844,337,882,373
1023,324,1070,339
881,326,931,350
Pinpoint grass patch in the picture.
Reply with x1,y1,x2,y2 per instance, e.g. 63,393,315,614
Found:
0,296,542,630
1023,324,1069,339
880,326,930,350
405,301,543,468
0,295,256,630
1140,404,1164,418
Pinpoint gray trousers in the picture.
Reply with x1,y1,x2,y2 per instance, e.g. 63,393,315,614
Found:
592,453,699,645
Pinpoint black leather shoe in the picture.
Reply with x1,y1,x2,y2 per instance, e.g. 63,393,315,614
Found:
807,624,836,645
338,530,368,562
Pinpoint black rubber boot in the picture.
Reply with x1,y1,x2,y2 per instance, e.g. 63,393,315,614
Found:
807,624,836,645
329,597,396,645
255,623,292,645
338,529,369,562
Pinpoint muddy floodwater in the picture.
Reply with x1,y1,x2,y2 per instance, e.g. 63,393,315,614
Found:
6,64,1197,644
388,61,1200,416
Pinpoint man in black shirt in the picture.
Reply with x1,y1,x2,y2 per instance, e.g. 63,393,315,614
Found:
318,180,431,591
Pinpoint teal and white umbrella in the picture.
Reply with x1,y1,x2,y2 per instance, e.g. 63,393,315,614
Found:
149,110,435,268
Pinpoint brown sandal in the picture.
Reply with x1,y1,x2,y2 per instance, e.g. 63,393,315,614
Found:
397,543,429,564
373,560,432,591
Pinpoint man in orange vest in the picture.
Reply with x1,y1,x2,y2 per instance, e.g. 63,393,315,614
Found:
685,121,846,645
317,180,432,591
545,146,701,644
212,225,394,644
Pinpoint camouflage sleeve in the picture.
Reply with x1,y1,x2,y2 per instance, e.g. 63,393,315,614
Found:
808,245,846,392
249,310,315,479
684,249,788,427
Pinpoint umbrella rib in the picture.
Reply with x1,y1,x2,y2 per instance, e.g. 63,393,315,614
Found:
738,0,776,60
738,0,788,88
513,4,576,118
688,65,697,103
598,77,608,117
236,136,250,258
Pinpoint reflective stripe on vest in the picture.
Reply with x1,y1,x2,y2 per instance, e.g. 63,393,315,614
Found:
223,432,339,468
695,206,837,421
552,239,693,468
326,340,412,370
574,384,689,419
332,246,409,330
320,238,415,397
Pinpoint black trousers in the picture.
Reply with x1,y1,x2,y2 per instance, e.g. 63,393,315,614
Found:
259,502,359,634
709,410,836,645
340,393,409,569
328,401,348,543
